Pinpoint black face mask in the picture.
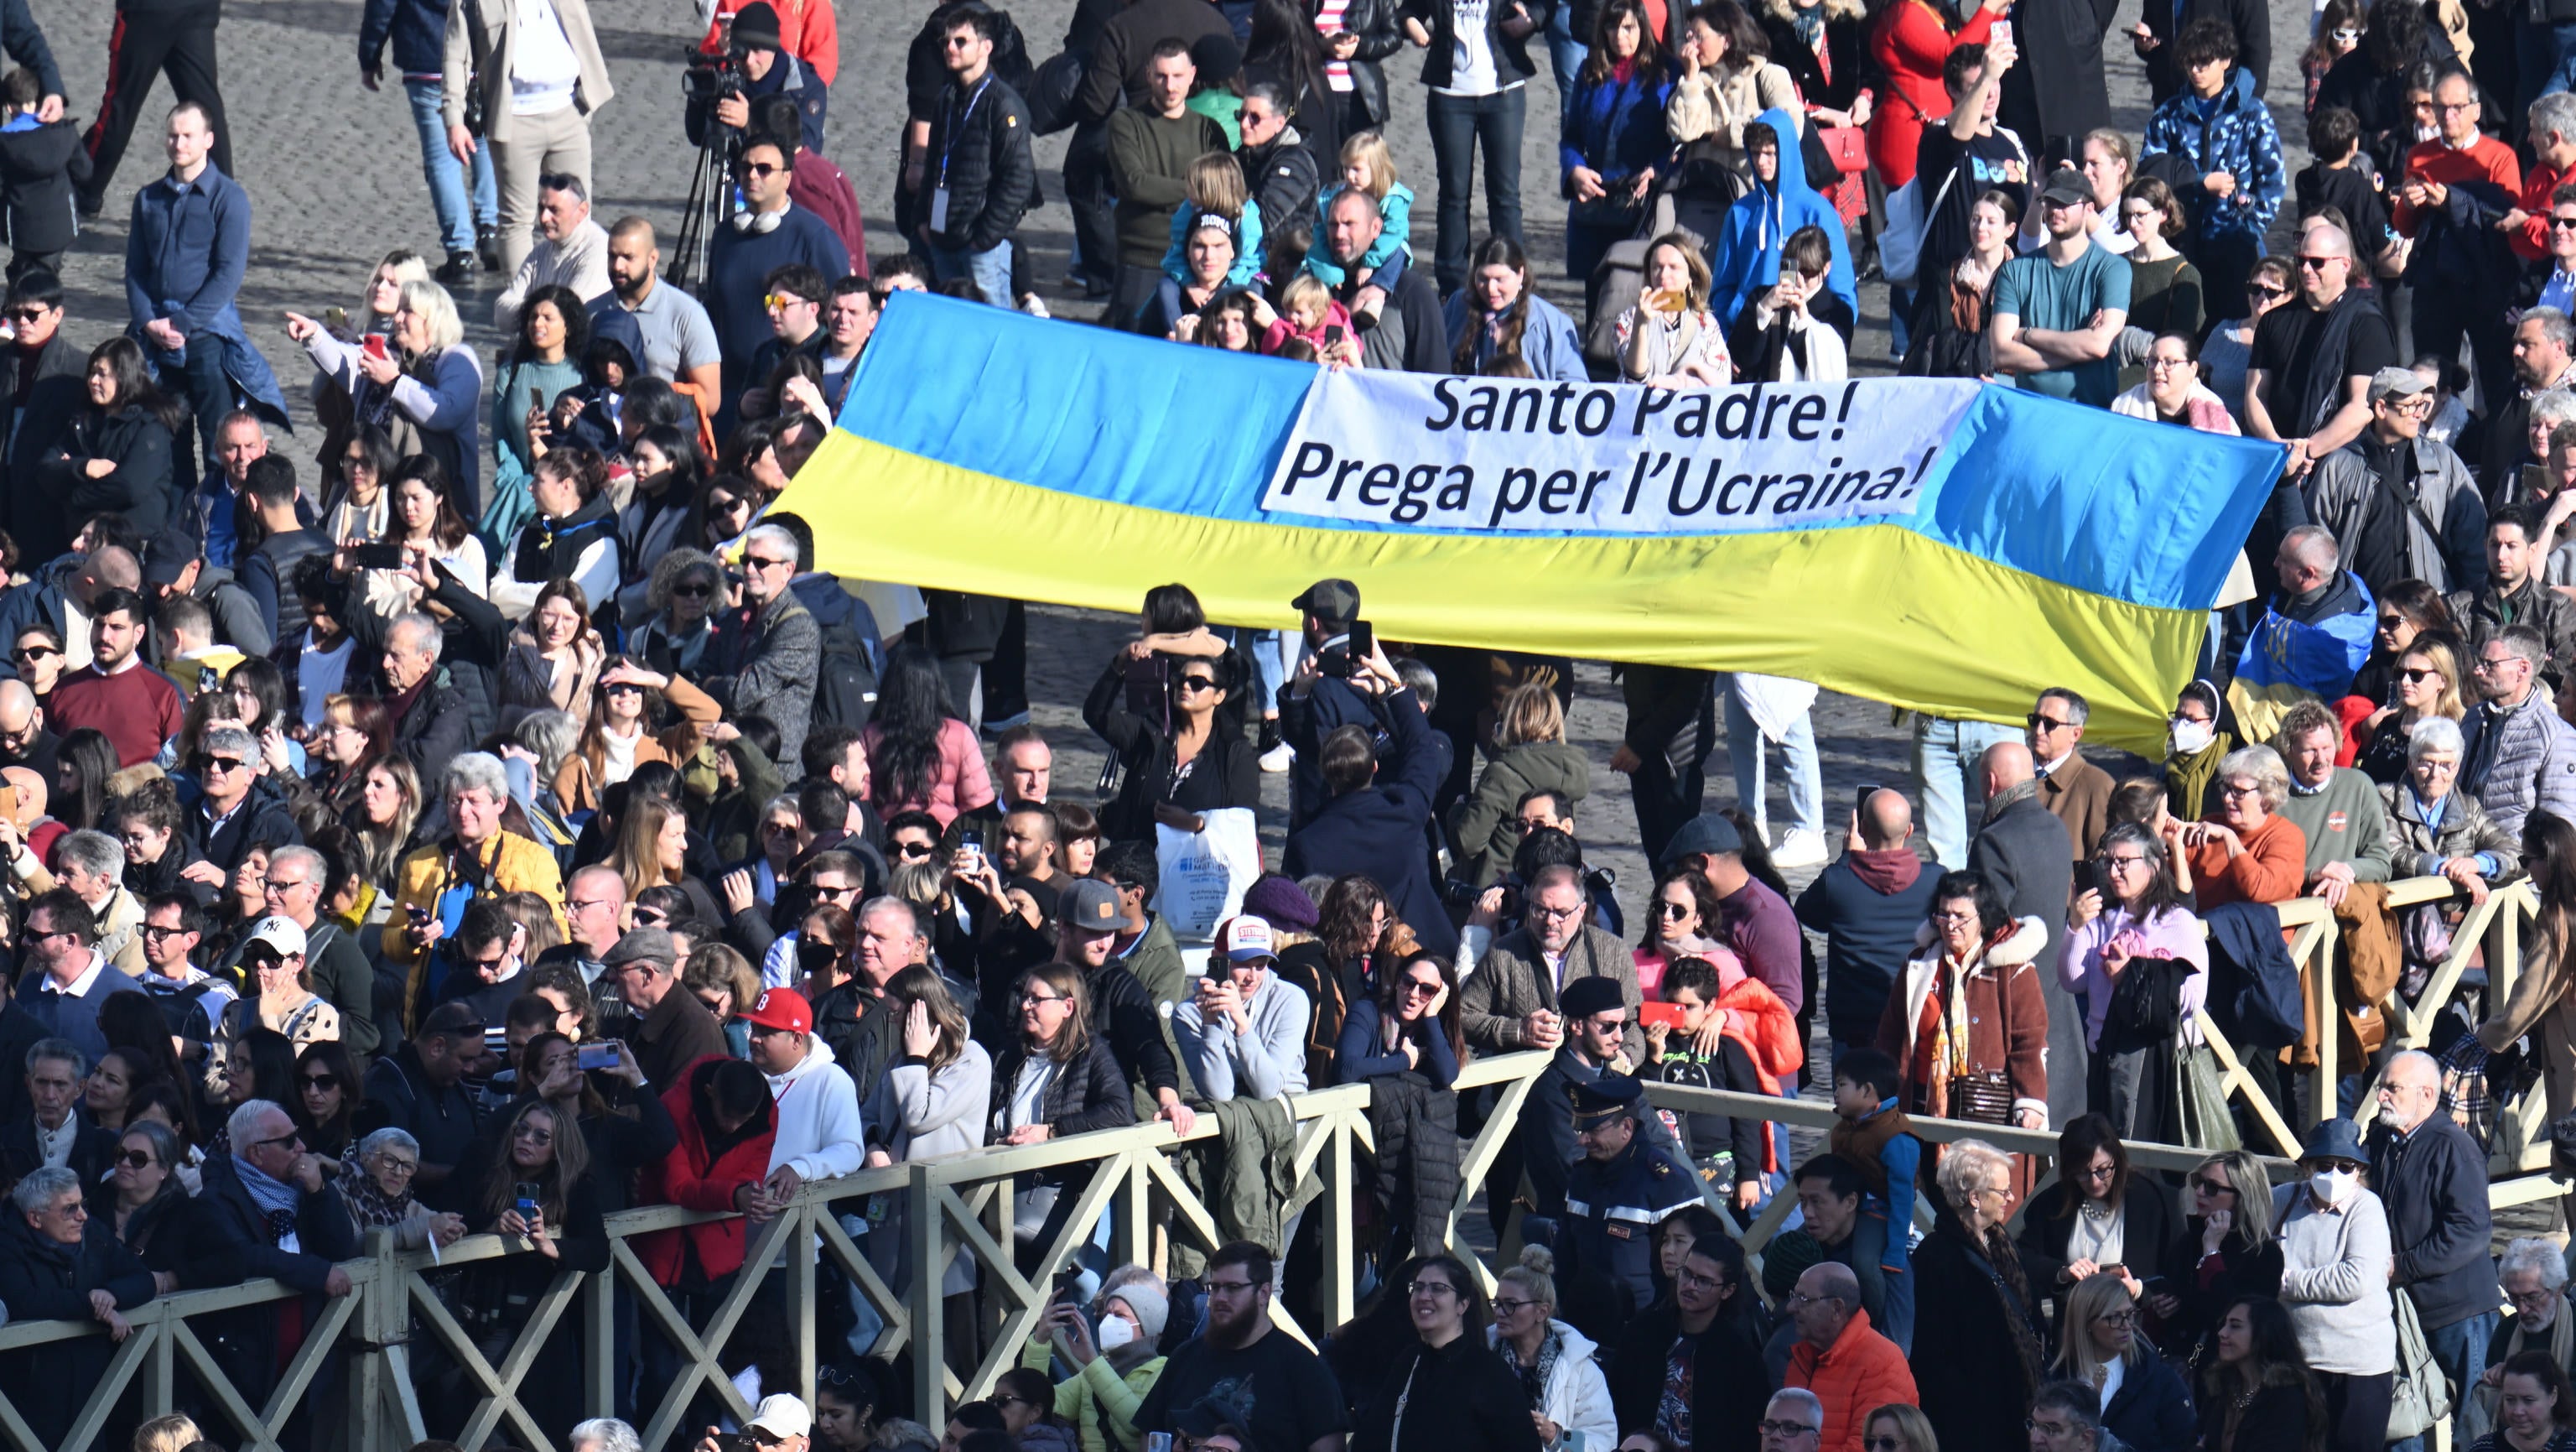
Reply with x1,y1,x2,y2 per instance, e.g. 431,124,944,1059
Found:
797,937,839,974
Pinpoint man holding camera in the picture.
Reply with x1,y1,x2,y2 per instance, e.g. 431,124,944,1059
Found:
683,3,824,154
1277,578,1382,830
1459,863,1644,1062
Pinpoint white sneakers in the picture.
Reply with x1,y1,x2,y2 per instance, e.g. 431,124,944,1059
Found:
1771,827,1829,870
1259,741,1295,773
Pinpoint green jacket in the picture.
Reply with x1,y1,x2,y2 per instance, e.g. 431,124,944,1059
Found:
1451,741,1593,885
1021,1340,1165,1452
704,732,788,867
1169,1095,1307,1278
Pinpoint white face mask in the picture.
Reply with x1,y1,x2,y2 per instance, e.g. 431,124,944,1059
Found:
2309,1168,2357,1205
1097,1313,1136,1351
2169,717,2215,756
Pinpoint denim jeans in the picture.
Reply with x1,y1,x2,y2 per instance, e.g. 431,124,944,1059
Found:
2390,1307,2496,1452
1914,715,2020,868
1425,85,1527,294
928,237,1015,308
1545,4,1586,132
1888,283,1914,363
1723,677,1820,837
402,78,496,256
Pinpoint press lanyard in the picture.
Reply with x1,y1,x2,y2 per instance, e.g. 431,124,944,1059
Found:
938,76,994,190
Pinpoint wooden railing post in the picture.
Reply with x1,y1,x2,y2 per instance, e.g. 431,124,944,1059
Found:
907,1162,945,1431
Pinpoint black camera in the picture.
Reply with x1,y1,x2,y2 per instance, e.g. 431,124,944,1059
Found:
683,45,743,102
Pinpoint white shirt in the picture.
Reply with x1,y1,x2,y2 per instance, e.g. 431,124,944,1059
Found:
1437,0,1504,96
45,951,106,999
509,0,582,114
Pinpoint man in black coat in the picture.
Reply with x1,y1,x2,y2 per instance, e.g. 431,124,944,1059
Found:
2369,1048,2498,1452
0,269,85,568
1966,741,2084,1127
183,722,303,877
184,1100,361,1410
1279,648,1457,956
360,1002,487,1210
0,1166,158,1447
920,7,1036,307
1607,1236,1771,1450
1997,0,2118,164
0,1035,119,1186
1276,577,1384,827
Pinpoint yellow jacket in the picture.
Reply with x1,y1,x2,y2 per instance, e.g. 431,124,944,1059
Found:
382,830,566,1029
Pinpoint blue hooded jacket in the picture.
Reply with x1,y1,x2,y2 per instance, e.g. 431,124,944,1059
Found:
1706,107,1857,330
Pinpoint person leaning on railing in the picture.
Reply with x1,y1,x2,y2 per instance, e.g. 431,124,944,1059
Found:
2478,812,2576,1233
447,1096,610,1433
636,1054,777,1307
2178,745,2309,910
0,1164,157,1447
987,960,1135,1266
184,1098,361,1409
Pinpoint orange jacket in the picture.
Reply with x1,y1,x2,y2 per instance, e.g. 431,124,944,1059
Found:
1716,975,1802,1096
1784,1308,1920,1452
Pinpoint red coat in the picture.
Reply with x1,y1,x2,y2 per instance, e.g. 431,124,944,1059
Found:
1784,1308,1920,1452
1867,0,1997,186
636,1056,778,1286
2393,135,2522,237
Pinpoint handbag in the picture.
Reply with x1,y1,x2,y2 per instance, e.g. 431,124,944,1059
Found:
2172,1042,2241,1152
2386,1286,2454,1441
1946,945,2019,1125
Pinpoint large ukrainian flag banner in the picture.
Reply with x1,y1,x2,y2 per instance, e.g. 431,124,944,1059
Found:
789,293,2287,746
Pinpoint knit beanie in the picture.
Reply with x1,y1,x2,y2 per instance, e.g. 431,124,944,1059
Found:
1109,1280,1170,1342
1241,873,1320,931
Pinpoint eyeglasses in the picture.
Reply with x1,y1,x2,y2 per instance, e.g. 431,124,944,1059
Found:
567,898,620,915
1490,1298,1536,1314
2076,1161,2118,1181
263,876,313,893
2097,1309,2138,1327
1929,909,1980,926
2249,283,2290,299
1203,1278,1260,1296
1758,1423,1820,1438
2217,783,2261,798
1533,903,1583,920
740,161,782,178
142,923,193,939
1675,1267,1728,1293
2027,1421,2075,1438
1021,991,1068,1006
373,1158,418,1175
2476,654,2523,674
1405,1280,1457,1298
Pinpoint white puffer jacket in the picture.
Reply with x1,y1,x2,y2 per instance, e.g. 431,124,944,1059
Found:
1489,1319,1618,1452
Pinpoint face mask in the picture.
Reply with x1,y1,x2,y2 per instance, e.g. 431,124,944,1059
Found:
797,937,839,973
2169,717,2215,756
1097,1314,1135,1351
2309,1168,2356,1205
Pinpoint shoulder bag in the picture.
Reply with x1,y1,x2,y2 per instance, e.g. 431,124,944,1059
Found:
1947,950,2017,1125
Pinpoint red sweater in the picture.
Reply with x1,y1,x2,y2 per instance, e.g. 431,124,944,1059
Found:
1867,0,1996,187
2393,135,2522,237
636,1056,778,1285
49,662,183,768
2515,156,2575,263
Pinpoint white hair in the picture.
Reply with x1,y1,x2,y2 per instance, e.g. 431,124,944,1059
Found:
570,1419,642,1452
226,1097,290,1148
390,611,444,664
2503,1237,2571,1291
744,523,798,565
444,751,509,804
10,1165,79,1215
268,844,327,882
398,278,466,353
1766,1389,1826,1429
55,829,123,882
2408,715,2465,760
357,1127,421,1160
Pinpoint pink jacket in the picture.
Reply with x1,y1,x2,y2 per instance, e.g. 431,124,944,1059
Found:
1261,299,1354,356
2057,903,2208,1049
862,716,995,827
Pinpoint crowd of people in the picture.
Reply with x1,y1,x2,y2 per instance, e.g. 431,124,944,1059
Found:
2,0,2576,1446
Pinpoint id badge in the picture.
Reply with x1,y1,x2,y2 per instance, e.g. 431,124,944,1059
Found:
929,187,951,233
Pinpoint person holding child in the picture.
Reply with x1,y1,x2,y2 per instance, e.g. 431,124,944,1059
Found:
1161,151,1265,292
1304,129,1415,325
1641,952,1796,1212
0,66,88,285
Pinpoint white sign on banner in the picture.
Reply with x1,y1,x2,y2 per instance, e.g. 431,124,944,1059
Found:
1258,370,1985,535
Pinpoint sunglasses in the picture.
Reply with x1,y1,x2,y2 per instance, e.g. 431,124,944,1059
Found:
193,755,248,775
740,161,782,179
3,306,48,323
116,1149,158,1169
891,840,937,859
299,1074,340,1090
2249,283,2290,299
2555,216,2576,231
671,582,714,598
2192,1176,2236,1195
1654,901,1693,919
1173,676,1220,694
9,645,55,661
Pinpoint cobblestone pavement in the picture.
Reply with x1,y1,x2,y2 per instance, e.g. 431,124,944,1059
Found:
29,0,2319,1125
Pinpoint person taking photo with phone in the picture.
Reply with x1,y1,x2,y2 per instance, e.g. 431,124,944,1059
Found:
454,1096,606,1432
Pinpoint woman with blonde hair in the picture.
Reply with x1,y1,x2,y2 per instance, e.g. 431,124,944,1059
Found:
1489,1244,1618,1450
2051,1274,2196,1452
1615,232,1730,387
1911,1138,2045,1451
345,754,423,891
2357,630,2469,785
288,276,487,517
303,248,429,492
133,1413,205,1452
1449,680,1590,886
1862,1405,1939,1452
2146,1148,2283,1363
2179,743,2309,908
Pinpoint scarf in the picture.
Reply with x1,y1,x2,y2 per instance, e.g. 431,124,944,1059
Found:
1788,2,1826,48
334,1156,418,1230
1506,1325,1566,1411
233,1153,302,1243
1981,775,2039,826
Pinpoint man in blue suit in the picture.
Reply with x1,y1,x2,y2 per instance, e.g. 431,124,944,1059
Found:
1279,643,1457,957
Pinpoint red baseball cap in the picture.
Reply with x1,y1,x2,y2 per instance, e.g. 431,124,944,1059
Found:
740,986,813,1033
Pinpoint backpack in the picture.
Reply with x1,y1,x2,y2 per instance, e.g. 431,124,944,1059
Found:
812,617,880,731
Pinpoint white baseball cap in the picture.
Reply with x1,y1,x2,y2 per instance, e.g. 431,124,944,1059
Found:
1222,915,1275,964
243,915,308,959
747,1394,811,1439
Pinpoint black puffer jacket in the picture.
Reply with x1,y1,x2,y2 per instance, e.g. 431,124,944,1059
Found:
42,403,177,539
922,71,1039,256
988,1037,1135,1158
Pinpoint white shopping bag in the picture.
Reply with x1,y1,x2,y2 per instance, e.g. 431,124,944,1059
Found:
1151,806,1260,943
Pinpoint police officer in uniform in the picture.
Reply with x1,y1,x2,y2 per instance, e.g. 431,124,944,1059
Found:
1519,976,1685,1246
1559,1072,1702,1330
